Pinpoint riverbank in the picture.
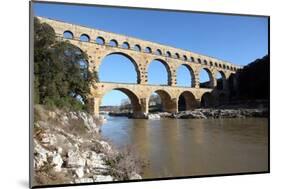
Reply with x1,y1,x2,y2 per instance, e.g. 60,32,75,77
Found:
109,108,268,120
152,108,268,119
33,105,143,186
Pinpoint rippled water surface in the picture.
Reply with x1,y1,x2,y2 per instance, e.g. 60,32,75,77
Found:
101,117,268,178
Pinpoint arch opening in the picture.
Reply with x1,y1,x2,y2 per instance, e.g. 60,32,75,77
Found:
176,64,195,87
178,91,197,111
148,90,174,113
100,88,141,116
147,59,171,85
199,68,214,88
134,44,141,52
156,49,162,56
228,73,238,98
201,92,215,108
96,36,105,45
63,31,74,39
80,34,90,42
166,51,172,57
145,47,152,53
122,42,130,49
216,71,226,90
99,53,140,84
191,57,195,62
109,39,118,47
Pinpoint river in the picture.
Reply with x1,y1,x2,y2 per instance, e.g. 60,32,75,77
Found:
101,116,268,179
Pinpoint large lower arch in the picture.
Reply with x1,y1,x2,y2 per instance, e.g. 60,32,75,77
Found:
178,91,198,111
101,88,143,117
199,68,215,88
98,52,141,84
148,89,176,113
147,59,172,85
201,92,216,107
176,64,195,87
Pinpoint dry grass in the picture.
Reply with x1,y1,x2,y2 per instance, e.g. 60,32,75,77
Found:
34,164,73,186
104,146,146,180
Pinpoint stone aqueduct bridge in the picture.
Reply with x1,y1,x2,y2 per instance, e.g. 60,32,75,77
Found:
38,17,242,118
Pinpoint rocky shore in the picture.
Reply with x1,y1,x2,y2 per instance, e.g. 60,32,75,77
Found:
108,108,268,120
147,108,268,120
33,105,142,186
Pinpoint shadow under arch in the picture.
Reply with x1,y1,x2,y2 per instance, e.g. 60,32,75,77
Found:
201,92,216,107
217,92,228,106
147,58,172,85
101,88,142,116
99,52,141,84
176,63,196,87
148,89,175,113
178,91,198,111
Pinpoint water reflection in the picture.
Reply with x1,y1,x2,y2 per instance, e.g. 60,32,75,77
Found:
101,117,268,178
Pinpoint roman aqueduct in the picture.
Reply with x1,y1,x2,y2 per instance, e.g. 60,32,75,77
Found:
37,17,242,118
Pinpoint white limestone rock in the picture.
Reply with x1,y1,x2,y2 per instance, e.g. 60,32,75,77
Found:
147,114,161,120
33,140,50,169
75,167,84,178
49,153,63,172
67,150,86,168
74,178,94,183
94,175,113,182
129,172,142,180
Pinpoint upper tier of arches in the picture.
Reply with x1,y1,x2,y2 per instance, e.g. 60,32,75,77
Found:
39,16,240,72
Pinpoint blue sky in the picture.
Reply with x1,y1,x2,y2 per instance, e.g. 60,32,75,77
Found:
34,2,268,106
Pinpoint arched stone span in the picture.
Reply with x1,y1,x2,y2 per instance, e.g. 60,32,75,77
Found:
216,70,227,90
37,17,242,116
147,58,172,85
149,89,176,113
199,67,215,88
98,52,141,84
101,88,143,117
176,64,196,87
201,92,215,107
178,91,198,111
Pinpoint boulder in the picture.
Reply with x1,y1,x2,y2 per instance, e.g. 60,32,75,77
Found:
74,167,84,178
39,132,56,146
33,140,50,169
147,114,161,120
74,178,94,183
129,172,142,180
179,110,207,119
99,141,112,152
67,150,86,168
49,153,63,172
94,175,113,182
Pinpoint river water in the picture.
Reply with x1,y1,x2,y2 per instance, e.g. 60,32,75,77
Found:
101,117,268,179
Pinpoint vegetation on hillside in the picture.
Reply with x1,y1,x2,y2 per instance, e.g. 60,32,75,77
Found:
230,55,269,101
34,17,98,111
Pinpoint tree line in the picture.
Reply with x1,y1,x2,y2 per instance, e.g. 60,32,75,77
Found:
230,55,269,101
